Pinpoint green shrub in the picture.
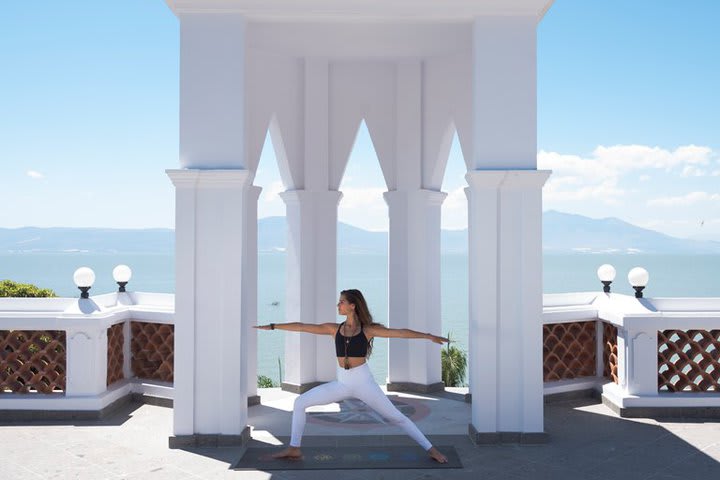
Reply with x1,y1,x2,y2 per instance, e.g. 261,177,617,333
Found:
257,375,277,388
441,332,467,387
0,280,57,298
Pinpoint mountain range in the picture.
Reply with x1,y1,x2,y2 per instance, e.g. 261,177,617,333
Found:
1,211,719,255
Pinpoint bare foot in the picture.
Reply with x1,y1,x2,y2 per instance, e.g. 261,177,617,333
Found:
427,446,448,463
271,446,303,460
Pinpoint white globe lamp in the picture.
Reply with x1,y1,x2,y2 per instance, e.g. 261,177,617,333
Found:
597,264,616,293
113,265,132,292
73,267,96,299
628,267,649,298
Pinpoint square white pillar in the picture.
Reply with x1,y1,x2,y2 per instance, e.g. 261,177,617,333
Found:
384,189,446,392
167,169,254,447
466,170,550,443
280,190,342,392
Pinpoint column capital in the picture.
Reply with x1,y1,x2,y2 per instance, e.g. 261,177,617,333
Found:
246,185,262,201
279,189,343,206
383,189,448,207
166,169,253,189
465,169,551,190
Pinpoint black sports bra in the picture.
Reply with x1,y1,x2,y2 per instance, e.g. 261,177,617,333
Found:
335,322,369,358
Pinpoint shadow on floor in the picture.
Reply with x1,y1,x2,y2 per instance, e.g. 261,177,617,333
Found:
172,396,720,479
0,398,138,427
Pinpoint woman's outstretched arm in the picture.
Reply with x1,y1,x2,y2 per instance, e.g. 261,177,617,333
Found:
367,325,448,344
254,322,336,336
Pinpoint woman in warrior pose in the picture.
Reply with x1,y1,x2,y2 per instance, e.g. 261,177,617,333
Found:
254,288,449,463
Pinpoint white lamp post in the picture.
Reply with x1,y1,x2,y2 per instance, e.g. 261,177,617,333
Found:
628,267,649,298
597,264,616,293
73,267,96,299
112,264,132,292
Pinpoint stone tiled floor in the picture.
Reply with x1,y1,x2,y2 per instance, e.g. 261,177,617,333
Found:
2,388,720,479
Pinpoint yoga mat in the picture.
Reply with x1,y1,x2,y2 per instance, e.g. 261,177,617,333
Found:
233,445,463,470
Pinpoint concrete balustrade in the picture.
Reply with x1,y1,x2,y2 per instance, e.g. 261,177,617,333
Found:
0,292,174,418
2,291,719,421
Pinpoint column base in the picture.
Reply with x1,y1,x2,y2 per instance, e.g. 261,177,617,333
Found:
169,426,251,449
281,381,325,394
386,381,445,394
468,423,548,445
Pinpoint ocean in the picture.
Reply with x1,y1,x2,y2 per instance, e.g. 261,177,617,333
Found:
2,252,719,384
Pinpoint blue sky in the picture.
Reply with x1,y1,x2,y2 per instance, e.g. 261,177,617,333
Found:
2,1,719,240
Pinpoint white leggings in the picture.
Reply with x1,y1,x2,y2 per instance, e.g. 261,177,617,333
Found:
289,363,433,450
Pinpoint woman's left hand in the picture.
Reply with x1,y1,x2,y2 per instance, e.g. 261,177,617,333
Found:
429,334,449,344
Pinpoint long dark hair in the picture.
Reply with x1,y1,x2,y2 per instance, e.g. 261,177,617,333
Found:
340,289,380,358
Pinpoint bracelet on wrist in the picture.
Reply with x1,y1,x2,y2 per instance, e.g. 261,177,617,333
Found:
270,323,275,330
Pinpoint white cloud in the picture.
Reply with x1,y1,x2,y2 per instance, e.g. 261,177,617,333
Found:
338,187,386,209
543,178,624,204
538,144,715,183
539,144,717,212
443,186,467,210
441,187,468,230
338,187,388,230
27,170,44,179
681,165,705,177
712,170,720,177
646,191,720,207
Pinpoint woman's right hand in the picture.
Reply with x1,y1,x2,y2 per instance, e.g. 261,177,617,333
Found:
253,324,272,330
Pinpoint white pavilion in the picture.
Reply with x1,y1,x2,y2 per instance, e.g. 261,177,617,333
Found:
165,0,553,446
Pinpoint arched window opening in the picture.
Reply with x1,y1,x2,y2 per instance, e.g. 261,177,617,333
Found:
440,130,469,387
255,129,288,387
337,119,389,385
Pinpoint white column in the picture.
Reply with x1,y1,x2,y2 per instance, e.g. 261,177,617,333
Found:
167,169,254,446
466,14,549,442
280,190,342,392
179,13,246,169
466,170,549,442
243,185,262,405
167,11,252,447
471,16,537,170
384,189,446,392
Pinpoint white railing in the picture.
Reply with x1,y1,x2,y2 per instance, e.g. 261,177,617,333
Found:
0,293,173,413
542,293,720,415
2,291,718,416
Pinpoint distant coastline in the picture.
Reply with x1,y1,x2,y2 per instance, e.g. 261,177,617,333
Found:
2,211,719,255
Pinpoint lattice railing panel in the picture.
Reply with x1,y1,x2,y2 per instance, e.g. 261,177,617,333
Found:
107,323,124,386
658,329,720,392
131,321,173,382
543,321,596,381
603,323,619,384
0,330,66,393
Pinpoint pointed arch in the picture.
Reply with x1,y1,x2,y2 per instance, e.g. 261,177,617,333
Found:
329,61,396,191
425,120,458,190
267,114,296,191
333,119,390,193
363,116,395,190
330,117,363,191
337,120,389,232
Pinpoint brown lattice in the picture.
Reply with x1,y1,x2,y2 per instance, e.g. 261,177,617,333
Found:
603,323,619,384
131,321,174,382
0,330,66,393
107,323,124,386
658,329,720,392
543,322,596,381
